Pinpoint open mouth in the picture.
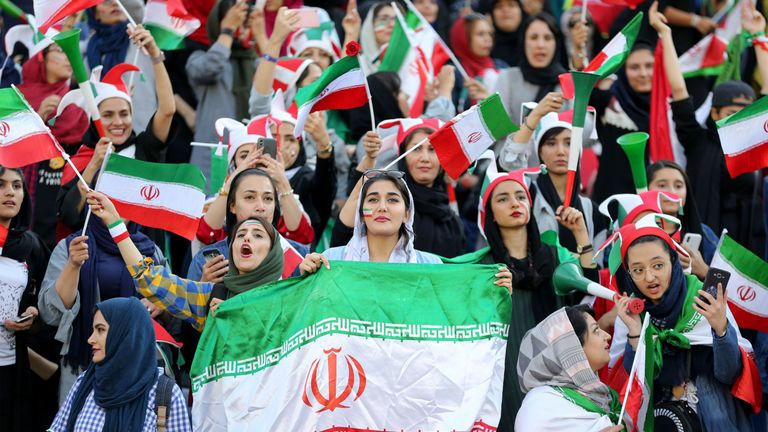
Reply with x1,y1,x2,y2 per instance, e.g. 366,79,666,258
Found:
646,283,661,295
109,128,126,136
240,243,253,259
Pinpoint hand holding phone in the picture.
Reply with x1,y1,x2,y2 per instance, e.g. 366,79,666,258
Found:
257,137,278,160
295,9,321,28
699,267,731,305
682,233,702,252
14,314,33,323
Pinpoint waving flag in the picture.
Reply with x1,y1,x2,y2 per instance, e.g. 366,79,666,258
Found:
143,0,200,50
679,33,728,78
34,0,101,32
0,87,61,168
429,93,517,179
98,155,205,239
190,261,509,431
619,315,652,432
293,54,368,137
715,95,768,177
711,233,768,331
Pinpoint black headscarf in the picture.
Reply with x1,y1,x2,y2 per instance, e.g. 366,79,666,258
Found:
533,169,584,252
480,0,527,67
483,201,557,322
518,13,568,102
610,43,653,132
646,160,704,239
1,167,49,280
396,136,465,257
349,72,403,142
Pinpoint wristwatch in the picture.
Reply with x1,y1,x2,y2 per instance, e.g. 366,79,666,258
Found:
576,243,593,255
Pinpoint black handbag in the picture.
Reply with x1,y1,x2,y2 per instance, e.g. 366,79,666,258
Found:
653,400,702,432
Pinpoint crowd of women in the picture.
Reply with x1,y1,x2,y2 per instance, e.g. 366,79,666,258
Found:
0,0,767,430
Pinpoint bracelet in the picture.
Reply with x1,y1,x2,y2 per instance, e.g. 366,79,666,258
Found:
278,189,294,199
627,334,640,339
577,243,593,255
262,53,278,63
318,141,333,155
690,14,701,28
221,27,234,37
218,188,229,197
108,218,130,244
523,117,535,131
151,51,165,65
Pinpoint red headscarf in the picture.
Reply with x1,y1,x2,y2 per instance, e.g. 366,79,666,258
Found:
449,16,496,80
184,0,217,46
17,53,88,146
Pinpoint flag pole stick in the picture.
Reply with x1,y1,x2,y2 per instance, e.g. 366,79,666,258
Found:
81,143,113,232
401,0,471,81
383,136,428,170
115,0,138,27
357,46,377,132
127,48,141,91
617,313,651,427
10,85,92,189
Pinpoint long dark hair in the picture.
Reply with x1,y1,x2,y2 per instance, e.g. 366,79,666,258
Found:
397,127,443,185
358,176,411,246
647,160,704,237
0,166,31,230
225,168,281,235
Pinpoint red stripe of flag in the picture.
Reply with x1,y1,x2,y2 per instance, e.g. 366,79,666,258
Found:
724,140,768,178
0,133,61,168
431,123,471,179
111,198,199,240
39,0,102,32
728,300,768,332
309,86,368,113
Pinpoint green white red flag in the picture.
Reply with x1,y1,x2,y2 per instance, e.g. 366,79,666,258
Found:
34,0,101,32
679,33,728,78
293,54,368,137
143,0,200,50
97,154,206,240
429,93,518,179
715,95,768,177
0,86,61,168
711,233,768,331
378,9,430,117
618,315,652,432
190,261,509,431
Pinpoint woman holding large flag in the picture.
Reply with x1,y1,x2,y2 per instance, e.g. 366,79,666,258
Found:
0,166,55,432
605,214,760,430
515,305,624,432
83,190,284,332
447,166,598,429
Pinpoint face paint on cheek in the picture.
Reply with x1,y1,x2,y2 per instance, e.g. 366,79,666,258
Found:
362,208,374,218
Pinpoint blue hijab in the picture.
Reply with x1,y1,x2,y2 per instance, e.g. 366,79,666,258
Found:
86,8,130,75
65,297,157,432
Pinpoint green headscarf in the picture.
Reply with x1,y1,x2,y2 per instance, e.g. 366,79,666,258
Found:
223,220,284,295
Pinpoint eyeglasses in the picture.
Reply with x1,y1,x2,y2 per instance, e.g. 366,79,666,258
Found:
628,262,669,281
363,170,405,181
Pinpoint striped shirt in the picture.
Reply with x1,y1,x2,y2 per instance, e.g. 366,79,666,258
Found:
49,368,191,431
129,258,213,331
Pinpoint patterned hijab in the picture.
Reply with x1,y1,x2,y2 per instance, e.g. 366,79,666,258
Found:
517,308,613,411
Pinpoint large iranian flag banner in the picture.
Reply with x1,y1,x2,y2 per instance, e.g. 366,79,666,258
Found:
715,95,768,177
190,261,510,431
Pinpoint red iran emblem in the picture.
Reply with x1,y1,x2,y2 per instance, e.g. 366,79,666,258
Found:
302,347,366,413
738,285,757,302
763,120,768,134
140,184,160,201
0,121,10,138
467,132,482,143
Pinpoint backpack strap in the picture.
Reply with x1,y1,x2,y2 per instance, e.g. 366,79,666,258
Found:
155,374,175,432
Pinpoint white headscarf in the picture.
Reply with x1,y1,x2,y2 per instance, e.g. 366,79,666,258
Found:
360,5,385,74
343,175,418,263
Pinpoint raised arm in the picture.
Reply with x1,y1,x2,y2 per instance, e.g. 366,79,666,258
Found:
650,1,688,101
742,1,768,95
128,25,176,142
514,92,565,144
342,0,362,48
252,7,299,97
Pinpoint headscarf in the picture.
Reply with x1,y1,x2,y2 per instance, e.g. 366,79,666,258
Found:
450,15,497,79
63,219,157,372
85,9,130,75
610,43,653,132
646,161,704,239
518,14,567,102
360,2,389,73
222,218,284,295
481,0,526,67
349,72,403,142
343,175,418,263
65,297,157,432
207,0,258,121
1,168,47,277
18,53,88,145
517,308,615,411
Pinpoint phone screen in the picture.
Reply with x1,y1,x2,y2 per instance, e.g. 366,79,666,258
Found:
295,9,321,28
203,250,222,262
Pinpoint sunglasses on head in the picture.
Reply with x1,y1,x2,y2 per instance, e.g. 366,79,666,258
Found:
363,170,405,181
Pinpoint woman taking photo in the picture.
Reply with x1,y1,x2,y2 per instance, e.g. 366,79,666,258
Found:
0,166,54,432
85,191,284,331
606,215,760,431
49,297,191,431
516,305,623,432
448,167,597,428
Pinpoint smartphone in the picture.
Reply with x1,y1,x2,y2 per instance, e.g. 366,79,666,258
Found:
14,314,33,323
257,137,278,159
682,233,702,252
699,267,731,304
203,249,222,263
295,9,321,28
